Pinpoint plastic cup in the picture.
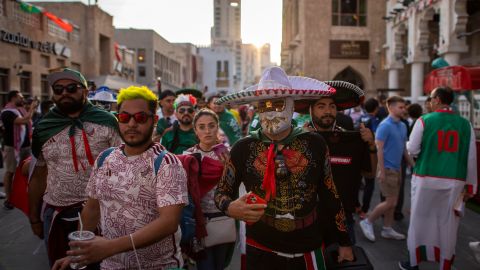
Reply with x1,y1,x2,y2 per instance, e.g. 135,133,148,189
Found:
68,231,95,270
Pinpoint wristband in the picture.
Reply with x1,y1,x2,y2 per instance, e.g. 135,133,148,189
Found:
30,220,42,225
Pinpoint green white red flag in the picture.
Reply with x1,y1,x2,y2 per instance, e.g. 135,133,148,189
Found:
16,0,73,33
19,2,43,14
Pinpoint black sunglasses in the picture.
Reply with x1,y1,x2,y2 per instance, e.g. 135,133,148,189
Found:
52,83,83,95
178,108,195,114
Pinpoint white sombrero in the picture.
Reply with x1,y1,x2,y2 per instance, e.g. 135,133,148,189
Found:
90,90,117,103
215,67,336,112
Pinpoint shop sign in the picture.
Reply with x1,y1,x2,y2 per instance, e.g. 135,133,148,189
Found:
330,40,369,59
0,28,70,58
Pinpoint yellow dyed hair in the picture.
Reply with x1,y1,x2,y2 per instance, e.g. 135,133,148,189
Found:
117,86,158,113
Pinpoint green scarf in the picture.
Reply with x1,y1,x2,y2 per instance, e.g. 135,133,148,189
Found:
32,102,118,160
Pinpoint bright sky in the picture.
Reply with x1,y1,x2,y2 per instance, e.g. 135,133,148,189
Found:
33,0,283,64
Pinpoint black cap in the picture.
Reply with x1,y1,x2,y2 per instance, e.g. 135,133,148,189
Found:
158,90,175,100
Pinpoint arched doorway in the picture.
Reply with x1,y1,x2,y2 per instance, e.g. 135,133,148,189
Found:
333,66,364,90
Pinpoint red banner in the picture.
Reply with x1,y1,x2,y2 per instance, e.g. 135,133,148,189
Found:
44,11,73,32
424,66,480,93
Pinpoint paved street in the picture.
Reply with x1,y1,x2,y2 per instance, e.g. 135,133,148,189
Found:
1,167,479,270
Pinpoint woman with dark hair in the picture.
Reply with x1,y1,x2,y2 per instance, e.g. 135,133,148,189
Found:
184,108,236,270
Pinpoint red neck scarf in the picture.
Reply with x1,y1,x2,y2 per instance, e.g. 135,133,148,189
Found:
262,144,277,201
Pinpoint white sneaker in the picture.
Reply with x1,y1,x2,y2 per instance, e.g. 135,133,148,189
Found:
381,227,405,240
359,219,375,242
469,241,480,264
0,191,5,199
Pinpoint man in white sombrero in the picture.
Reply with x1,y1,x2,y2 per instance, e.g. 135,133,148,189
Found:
305,81,377,247
214,67,353,269
89,86,117,112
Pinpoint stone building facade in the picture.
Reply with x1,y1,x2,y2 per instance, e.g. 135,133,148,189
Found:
115,29,203,95
0,1,118,104
281,0,388,97
384,0,480,102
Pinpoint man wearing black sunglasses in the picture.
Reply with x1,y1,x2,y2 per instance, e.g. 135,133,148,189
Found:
160,94,199,154
29,68,121,267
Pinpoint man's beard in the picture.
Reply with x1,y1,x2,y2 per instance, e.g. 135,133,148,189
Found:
54,96,85,114
15,101,24,107
120,125,154,147
312,114,335,129
179,116,192,126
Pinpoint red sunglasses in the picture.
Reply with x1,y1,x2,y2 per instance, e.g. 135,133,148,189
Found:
117,112,155,124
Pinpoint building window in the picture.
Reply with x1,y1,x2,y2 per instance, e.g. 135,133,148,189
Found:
138,66,146,77
19,71,32,97
216,61,222,77
224,61,229,77
48,19,69,40
40,55,50,68
332,0,367,27
20,50,31,64
11,1,41,28
41,74,50,100
0,68,9,106
138,49,146,63
71,62,81,72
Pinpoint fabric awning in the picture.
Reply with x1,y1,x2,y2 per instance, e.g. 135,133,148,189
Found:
424,65,480,93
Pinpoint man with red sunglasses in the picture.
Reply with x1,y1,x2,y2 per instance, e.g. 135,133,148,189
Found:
29,68,121,267
160,94,199,154
52,86,188,270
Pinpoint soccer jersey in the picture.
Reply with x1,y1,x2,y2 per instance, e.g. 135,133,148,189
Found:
406,109,478,269
38,123,121,207
414,111,471,180
87,143,188,270
161,124,198,154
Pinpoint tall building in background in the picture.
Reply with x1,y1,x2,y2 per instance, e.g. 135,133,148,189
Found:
201,0,274,96
199,45,235,95
207,0,242,92
242,44,260,88
212,0,241,44
260,44,274,71
216,0,242,91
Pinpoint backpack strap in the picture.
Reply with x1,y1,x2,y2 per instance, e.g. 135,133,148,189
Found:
96,147,116,168
154,150,168,176
168,121,181,153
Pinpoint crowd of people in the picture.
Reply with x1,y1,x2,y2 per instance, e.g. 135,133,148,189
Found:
0,66,478,270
